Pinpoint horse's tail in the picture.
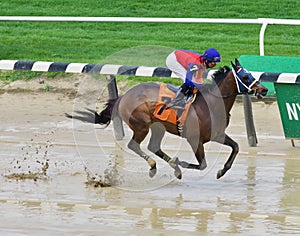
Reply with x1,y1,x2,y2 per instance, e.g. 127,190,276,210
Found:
65,97,120,126
95,97,120,126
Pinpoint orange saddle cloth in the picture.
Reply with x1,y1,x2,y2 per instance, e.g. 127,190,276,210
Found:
153,84,194,125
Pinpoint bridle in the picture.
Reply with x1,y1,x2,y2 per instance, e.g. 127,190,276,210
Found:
232,66,258,93
209,66,258,99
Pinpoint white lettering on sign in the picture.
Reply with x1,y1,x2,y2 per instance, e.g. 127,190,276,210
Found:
286,103,300,121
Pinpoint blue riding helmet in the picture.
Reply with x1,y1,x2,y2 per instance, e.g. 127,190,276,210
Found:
202,48,221,62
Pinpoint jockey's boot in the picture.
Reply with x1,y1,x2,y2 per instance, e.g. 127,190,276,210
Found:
168,85,188,110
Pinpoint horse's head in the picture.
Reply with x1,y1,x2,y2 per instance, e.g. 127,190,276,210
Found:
231,59,268,98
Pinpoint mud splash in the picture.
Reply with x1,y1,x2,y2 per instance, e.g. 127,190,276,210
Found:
4,163,49,181
85,160,122,188
4,136,52,181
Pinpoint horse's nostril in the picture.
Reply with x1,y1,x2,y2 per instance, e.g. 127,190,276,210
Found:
263,89,268,96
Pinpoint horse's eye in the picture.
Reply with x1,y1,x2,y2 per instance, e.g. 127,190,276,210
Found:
243,75,249,83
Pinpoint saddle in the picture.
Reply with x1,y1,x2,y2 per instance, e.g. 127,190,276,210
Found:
153,84,196,135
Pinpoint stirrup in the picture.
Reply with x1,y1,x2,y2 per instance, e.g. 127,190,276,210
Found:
168,98,186,110
168,90,185,110
185,94,193,103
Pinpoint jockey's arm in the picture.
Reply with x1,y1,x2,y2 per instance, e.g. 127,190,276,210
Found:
195,67,204,84
186,63,205,87
185,63,205,88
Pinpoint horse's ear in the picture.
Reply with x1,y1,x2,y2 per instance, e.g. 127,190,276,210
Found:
231,61,236,70
235,58,241,66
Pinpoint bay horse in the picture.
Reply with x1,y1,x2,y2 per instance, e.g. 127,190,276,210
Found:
67,59,268,179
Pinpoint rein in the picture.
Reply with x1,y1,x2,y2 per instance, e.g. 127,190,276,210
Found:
207,88,239,99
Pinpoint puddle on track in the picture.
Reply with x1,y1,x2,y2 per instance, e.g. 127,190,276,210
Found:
1,93,300,235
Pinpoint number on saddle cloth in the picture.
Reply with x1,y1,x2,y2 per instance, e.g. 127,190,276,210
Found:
154,84,196,126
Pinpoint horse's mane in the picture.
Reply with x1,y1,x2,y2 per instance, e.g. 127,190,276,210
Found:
211,66,231,85
197,66,231,94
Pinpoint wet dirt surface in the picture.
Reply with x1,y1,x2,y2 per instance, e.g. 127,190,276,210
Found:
1,78,300,235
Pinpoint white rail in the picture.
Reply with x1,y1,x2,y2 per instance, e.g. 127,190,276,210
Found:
1,16,300,56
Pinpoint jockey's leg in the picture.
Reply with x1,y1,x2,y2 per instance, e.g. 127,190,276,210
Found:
168,84,193,110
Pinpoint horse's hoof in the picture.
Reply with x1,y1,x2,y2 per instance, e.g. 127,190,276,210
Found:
199,158,207,170
149,166,157,178
174,165,182,179
216,169,223,179
168,157,179,169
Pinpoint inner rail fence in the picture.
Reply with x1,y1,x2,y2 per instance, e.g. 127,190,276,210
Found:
1,59,300,146
1,16,300,56
1,60,300,83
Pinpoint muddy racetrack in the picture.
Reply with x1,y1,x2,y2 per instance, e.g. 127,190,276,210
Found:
0,76,300,235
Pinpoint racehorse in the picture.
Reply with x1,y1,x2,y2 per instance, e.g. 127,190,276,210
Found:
66,59,268,179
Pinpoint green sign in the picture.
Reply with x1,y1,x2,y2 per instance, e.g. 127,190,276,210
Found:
274,83,300,139
239,55,300,97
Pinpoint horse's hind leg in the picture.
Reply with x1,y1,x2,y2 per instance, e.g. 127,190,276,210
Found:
127,128,157,178
147,123,182,179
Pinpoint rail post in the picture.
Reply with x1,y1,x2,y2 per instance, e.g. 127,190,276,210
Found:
243,94,257,147
106,75,125,140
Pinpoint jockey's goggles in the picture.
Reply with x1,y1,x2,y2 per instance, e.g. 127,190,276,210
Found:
206,57,221,63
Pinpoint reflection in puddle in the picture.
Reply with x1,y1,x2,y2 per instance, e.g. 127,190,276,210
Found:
1,196,299,235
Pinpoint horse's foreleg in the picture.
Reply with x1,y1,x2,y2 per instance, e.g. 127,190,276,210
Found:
192,141,207,170
128,136,157,178
216,134,239,179
181,138,207,170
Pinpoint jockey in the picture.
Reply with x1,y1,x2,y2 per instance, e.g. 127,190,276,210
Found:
166,48,221,110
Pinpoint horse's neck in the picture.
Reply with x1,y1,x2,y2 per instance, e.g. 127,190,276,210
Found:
224,95,237,114
213,74,238,114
